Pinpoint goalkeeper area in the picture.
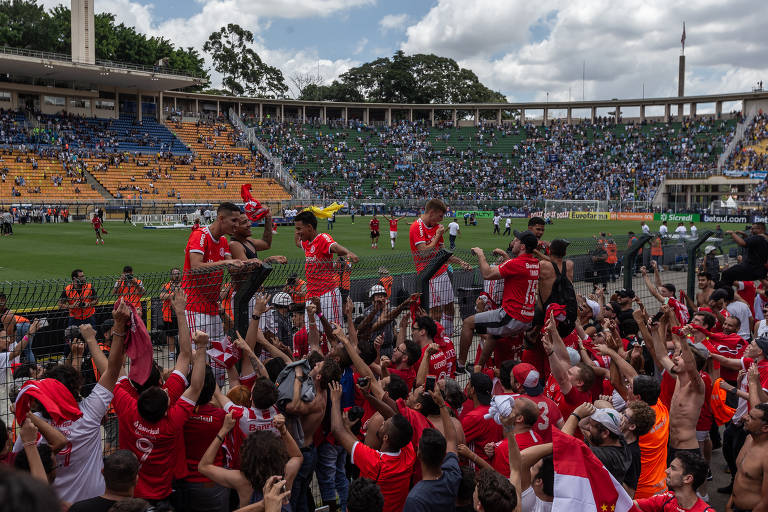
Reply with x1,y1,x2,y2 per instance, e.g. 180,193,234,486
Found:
1,215,746,282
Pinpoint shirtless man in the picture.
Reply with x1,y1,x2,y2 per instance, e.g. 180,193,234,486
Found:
537,239,575,307
728,399,768,512
651,305,706,460
696,272,716,308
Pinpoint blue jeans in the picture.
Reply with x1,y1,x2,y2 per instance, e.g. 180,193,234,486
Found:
291,445,317,512
14,322,33,364
315,442,348,511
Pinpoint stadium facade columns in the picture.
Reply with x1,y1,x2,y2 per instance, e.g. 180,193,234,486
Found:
716,101,722,118
159,91,163,123
639,105,645,121
520,108,525,122
566,108,572,124
137,92,142,122
690,102,696,117
590,106,596,123
664,104,671,122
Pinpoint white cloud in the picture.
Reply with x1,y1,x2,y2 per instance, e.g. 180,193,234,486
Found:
353,37,368,55
401,0,768,102
379,13,408,33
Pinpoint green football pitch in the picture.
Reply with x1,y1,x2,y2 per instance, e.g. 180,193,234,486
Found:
0,216,744,282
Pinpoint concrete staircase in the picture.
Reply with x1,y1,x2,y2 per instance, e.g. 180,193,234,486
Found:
718,113,754,170
82,169,115,199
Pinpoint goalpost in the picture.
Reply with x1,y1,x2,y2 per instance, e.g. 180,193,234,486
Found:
543,199,603,213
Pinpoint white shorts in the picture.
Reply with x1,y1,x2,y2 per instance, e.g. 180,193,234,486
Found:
305,288,343,332
428,272,455,309
185,310,229,382
483,279,504,306
390,231,398,239
473,307,532,337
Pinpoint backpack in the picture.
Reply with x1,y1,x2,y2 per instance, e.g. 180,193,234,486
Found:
547,261,578,337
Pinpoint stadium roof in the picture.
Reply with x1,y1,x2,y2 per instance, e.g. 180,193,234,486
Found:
0,46,206,92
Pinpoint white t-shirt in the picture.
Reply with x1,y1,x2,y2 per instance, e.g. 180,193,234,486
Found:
448,222,460,236
0,343,19,386
674,225,687,235
505,218,512,228
659,225,668,235
14,383,113,503
521,487,552,512
727,301,753,339
690,225,698,237
493,215,500,226
641,224,650,234
756,319,768,337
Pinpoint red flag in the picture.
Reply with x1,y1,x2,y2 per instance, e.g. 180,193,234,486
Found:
551,428,639,511
15,379,83,425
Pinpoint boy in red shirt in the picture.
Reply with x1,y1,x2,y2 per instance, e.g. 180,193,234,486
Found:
633,451,714,511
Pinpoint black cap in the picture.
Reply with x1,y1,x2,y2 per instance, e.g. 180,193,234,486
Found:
710,289,729,302
470,372,493,406
514,230,539,251
755,336,768,358
615,288,636,298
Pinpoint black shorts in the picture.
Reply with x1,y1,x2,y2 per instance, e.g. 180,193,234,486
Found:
370,230,379,239
163,317,179,336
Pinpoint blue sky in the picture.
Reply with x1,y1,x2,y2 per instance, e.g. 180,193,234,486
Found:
40,0,768,104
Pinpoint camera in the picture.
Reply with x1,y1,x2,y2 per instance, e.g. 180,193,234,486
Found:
125,273,134,281
357,376,369,388
425,375,436,392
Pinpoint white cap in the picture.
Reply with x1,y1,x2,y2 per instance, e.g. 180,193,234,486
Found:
567,347,581,366
586,299,601,320
704,245,716,255
272,292,292,306
369,284,387,298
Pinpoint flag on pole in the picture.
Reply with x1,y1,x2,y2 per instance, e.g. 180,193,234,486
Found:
681,22,686,51
551,428,639,512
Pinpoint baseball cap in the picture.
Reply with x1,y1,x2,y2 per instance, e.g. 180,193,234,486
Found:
754,335,768,358
704,245,716,255
512,363,543,396
514,230,539,251
590,408,622,436
272,292,292,307
687,340,710,360
550,239,570,255
585,299,601,319
710,289,729,302
566,347,581,366
369,284,387,298
470,372,493,406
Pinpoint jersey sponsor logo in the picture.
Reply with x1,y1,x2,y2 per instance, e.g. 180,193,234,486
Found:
219,247,225,257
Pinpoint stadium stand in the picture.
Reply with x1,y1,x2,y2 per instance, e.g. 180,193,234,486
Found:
728,112,768,170
246,116,738,201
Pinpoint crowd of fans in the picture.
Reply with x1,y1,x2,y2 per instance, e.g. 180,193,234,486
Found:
1,200,767,512
246,117,737,202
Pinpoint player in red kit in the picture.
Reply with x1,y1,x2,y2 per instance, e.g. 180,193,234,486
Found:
182,202,258,384
457,230,540,373
370,214,380,249
294,210,358,329
91,213,104,244
383,214,405,249
409,199,472,338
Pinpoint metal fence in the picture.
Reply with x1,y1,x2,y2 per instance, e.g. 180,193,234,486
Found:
0,232,746,452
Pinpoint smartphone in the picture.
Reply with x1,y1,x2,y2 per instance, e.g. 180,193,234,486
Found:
425,375,436,392
315,507,330,512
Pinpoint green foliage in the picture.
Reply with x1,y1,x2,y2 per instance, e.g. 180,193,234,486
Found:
0,0,207,80
203,23,287,98
301,51,507,104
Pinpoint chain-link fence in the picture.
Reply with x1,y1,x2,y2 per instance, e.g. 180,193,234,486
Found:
0,232,748,467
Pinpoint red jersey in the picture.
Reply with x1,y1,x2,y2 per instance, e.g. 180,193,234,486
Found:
498,253,540,322
91,217,101,230
737,281,757,316
545,375,592,424
519,392,563,443
113,384,195,500
370,218,380,231
301,233,338,297
389,219,399,231
409,218,446,276
460,404,504,463
182,227,231,315
352,441,415,512
635,491,713,511
415,345,449,380
491,430,544,476
396,399,434,449
699,331,747,381
183,404,226,482
388,366,416,390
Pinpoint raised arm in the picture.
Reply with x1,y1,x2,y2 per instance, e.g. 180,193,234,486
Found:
198,413,250,492
431,387,455,453
543,324,573,395
80,324,107,376
329,381,359,454
7,319,39,361
99,301,128,392
19,419,47,484
330,242,359,263
748,363,768,406
26,413,67,454
640,266,664,303
182,331,209,402
335,325,384,399
273,414,303,489
673,326,704,387
250,213,273,251
172,290,193,373
472,248,502,280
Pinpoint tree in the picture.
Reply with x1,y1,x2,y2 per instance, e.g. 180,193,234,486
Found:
305,51,506,104
289,72,325,99
203,24,287,98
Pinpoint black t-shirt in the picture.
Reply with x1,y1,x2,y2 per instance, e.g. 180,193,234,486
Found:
624,440,642,491
590,440,631,483
744,235,768,267
404,453,462,512
69,496,117,512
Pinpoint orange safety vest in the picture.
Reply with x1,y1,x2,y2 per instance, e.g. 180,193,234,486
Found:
116,279,143,311
605,242,618,264
628,236,642,255
288,279,306,304
64,283,96,319
161,281,177,322
338,261,352,291
710,378,737,426
651,238,663,256
90,342,117,417
379,275,393,298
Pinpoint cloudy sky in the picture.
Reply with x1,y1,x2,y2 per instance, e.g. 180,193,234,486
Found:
42,0,767,105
